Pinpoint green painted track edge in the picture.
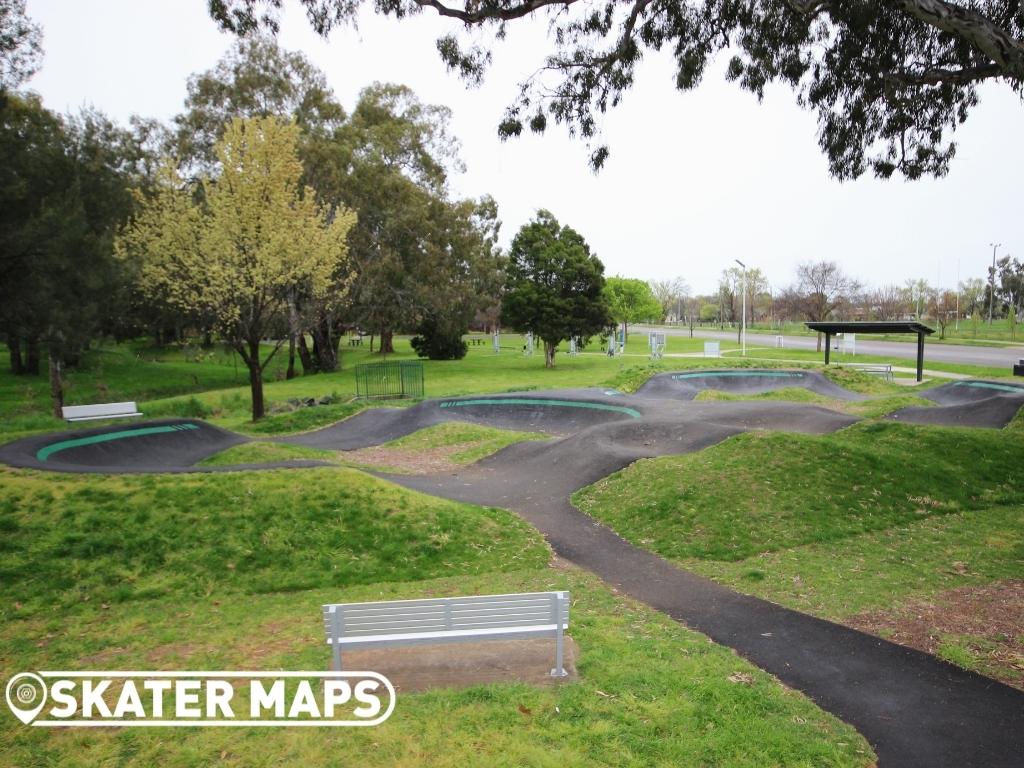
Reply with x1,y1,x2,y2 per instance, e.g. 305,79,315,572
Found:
439,398,641,419
671,371,803,380
952,381,1024,394
36,423,199,462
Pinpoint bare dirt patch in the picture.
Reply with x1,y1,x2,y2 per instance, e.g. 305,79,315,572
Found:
342,444,470,474
337,637,579,693
846,579,1024,690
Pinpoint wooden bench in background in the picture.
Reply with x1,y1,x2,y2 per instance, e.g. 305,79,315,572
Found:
323,591,571,677
62,402,142,422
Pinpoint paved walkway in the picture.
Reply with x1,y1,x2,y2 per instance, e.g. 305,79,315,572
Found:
385,441,1024,768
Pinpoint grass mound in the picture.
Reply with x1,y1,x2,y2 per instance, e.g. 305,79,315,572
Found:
0,467,548,616
197,441,338,466
574,421,1024,562
694,387,934,417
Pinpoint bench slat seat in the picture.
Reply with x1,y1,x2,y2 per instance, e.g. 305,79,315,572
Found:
327,624,561,649
323,591,570,677
62,402,142,422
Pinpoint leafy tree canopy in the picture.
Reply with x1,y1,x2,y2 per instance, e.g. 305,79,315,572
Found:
501,209,611,367
0,0,41,93
174,34,347,174
117,117,357,420
605,276,662,332
209,0,1024,180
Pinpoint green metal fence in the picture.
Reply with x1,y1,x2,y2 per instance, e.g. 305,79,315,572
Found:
354,360,425,400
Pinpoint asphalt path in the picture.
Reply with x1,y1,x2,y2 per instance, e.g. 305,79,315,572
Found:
637,324,1024,368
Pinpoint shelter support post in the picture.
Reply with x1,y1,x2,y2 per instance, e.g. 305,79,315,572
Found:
916,333,924,382
824,333,831,365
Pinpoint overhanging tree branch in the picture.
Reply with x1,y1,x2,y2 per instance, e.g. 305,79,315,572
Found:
414,0,578,24
897,0,1024,80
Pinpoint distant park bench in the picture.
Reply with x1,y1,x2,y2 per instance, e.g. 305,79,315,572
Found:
62,401,142,422
323,591,570,677
843,363,893,382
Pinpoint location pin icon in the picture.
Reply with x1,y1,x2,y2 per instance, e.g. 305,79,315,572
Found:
5,673,48,725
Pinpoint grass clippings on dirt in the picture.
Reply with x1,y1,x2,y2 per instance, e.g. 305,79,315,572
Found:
846,579,1024,690
342,422,548,474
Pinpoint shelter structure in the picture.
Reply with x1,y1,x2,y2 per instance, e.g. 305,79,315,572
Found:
805,321,934,382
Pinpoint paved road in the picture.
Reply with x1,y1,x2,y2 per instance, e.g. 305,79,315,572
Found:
637,325,1024,369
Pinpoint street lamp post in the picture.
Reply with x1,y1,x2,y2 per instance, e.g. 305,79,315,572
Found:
955,258,960,332
989,242,1001,325
735,259,746,356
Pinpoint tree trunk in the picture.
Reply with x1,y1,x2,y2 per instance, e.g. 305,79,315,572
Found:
201,329,213,348
25,337,40,375
815,332,822,352
242,339,265,421
286,295,300,379
544,340,556,368
286,335,297,379
298,333,317,374
48,345,64,418
7,336,24,375
380,328,394,355
311,316,339,372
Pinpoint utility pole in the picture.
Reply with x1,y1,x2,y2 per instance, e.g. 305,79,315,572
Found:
989,242,1001,325
735,259,746,356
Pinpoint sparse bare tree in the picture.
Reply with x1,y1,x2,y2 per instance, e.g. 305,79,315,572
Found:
794,261,860,351
870,284,910,320
649,277,690,323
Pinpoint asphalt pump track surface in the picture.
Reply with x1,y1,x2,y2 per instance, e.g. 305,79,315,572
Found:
2,369,1023,766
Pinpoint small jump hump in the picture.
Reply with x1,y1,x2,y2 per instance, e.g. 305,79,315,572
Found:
887,379,1024,428
635,368,866,401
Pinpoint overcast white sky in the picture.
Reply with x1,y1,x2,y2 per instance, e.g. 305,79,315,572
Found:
23,0,1024,295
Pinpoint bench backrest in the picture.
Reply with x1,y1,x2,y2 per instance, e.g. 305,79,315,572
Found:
323,591,569,641
62,402,139,419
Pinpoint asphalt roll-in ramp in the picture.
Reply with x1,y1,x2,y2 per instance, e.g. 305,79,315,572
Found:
0,419,250,474
636,369,866,401
281,390,644,450
889,380,1024,428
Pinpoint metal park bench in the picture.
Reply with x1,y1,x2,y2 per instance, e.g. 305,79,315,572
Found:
61,401,142,422
323,591,571,677
843,363,894,382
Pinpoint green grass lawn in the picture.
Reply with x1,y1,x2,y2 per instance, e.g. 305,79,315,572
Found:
3,336,1017,442
196,441,339,466
0,466,874,767
0,336,718,439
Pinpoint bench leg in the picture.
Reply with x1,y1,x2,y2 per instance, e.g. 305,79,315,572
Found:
551,626,568,678
330,607,343,671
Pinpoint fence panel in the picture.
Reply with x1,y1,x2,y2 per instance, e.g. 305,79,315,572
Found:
355,361,425,400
